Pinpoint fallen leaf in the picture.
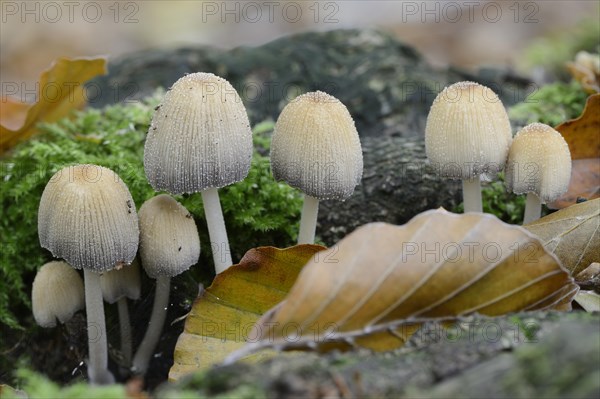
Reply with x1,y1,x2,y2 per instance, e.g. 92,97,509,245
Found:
575,262,600,292
525,199,600,276
169,244,325,381
225,210,577,363
550,94,600,208
0,57,107,153
548,158,600,209
573,291,600,312
566,51,600,94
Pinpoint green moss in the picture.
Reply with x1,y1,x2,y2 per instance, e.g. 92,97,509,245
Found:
5,369,126,399
0,93,302,330
508,81,588,127
454,174,526,224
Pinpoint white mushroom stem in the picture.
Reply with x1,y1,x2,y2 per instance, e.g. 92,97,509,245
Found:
117,298,133,367
201,188,232,274
298,195,320,244
132,276,171,375
462,177,483,213
83,269,115,385
523,192,542,224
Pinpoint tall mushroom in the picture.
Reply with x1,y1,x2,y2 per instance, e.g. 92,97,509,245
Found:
38,164,139,385
144,72,252,274
32,261,84,328
505,123,572,224
100,259,141,368
270,91,363,244
132,194,200,375
425,81,513,213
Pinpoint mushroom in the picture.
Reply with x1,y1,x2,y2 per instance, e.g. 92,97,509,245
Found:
100,259,141,368
425,81,513,213
144,72,252,274
270,91,363,244
32,261,84,328
132,194,200,375
505,123,572,223
38,164,139,385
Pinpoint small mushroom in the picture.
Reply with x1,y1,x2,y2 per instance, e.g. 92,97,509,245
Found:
425,81,513,213
270,91,363,244
132,194,200,375
100,259,141,368
505,123,572,223
144,72,252,274
32,261,84,328
38,164,139,385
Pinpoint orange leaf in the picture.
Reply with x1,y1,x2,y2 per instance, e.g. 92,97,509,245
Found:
0,57,107,153
169,244,325,381
551,94,600,208
556,94,600,160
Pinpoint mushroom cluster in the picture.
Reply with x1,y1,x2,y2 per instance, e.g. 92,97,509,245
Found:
425,82,572,223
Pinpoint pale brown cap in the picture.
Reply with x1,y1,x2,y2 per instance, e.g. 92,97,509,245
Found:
100,258,142,303
505,123,572,203
138,194,200,278
144,72,253,194
270,91,363,200
32,261,84,327
425,81,513,179
38,164,139,273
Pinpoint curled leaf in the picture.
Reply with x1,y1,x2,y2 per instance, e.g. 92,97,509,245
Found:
525,199,600,276
0,57,107,153
226,210,578,363
169,244,325,381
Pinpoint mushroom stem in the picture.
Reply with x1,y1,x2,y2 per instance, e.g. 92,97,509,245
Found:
523,192,542,224
117,297,133,367
201,188,232,274
132,275,171,375
83,269,115,385
298,195,320,244
462,177,483,213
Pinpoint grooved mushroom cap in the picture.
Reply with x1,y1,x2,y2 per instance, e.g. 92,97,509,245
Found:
270,91,363,200
32,261,84,327
144,72,253,194
38,165,139,273
138,194,200,279
100,259,141,303
425,81,513,179
505,123,572,203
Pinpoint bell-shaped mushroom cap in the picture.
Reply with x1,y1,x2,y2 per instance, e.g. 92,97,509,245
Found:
505,123,572,203
100,259,142,304
138,194,200,278
425,81,513,179
270,91,363,200
32,261,84,327
38,164,139,273
144,72,253,194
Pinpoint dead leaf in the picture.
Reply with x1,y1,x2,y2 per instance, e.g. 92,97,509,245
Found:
550,94,600,208
566,51,600,94
548,158,600,209
169,244,325,381
0,57,107,153
575,262,600,292
524,199,600,276
573,291,600,312
225,210,577,363
555,94,600,160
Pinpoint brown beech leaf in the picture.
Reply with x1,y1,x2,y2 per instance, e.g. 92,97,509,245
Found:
550,94,600,208
224,210,577,364
0,57,107,153
525,199,600,276
169,244,325,381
